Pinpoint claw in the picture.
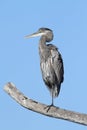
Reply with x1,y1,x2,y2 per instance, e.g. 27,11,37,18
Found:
44,104,54,112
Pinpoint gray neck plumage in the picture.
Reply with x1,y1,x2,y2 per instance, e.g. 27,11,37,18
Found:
39,36,50,60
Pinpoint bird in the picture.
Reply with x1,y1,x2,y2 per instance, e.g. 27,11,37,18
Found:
25,27,64,106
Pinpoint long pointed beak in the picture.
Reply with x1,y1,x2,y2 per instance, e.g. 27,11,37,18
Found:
24,32,44,39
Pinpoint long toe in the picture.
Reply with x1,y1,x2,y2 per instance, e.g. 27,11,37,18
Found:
44,104,54,112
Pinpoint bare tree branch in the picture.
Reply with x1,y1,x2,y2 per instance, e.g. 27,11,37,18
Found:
4,82,87,126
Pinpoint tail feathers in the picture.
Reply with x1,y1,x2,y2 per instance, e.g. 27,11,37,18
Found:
50,84,61,98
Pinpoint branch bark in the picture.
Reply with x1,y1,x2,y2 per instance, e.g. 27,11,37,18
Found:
4,82,87,126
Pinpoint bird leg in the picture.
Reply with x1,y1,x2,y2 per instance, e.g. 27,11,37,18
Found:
52,92,54,106
44,92,54,112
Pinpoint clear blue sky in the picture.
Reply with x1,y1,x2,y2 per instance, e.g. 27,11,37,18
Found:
0,0,87,129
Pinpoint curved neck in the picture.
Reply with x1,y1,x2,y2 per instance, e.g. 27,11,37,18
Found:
39,36,50,59
39,36,47,47
39,36,47,52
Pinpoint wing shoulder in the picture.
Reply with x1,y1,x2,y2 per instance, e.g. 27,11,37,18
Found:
48,44,64,83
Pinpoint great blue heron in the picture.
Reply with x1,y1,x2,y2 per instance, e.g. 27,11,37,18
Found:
25,28,64,106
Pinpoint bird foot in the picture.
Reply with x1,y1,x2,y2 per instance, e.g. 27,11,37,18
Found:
44,104,54,112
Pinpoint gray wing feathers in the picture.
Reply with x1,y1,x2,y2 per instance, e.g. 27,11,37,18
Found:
50,47,64,84
40,44,64,97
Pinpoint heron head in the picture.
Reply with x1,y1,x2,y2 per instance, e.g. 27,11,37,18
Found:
25,27,53,42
